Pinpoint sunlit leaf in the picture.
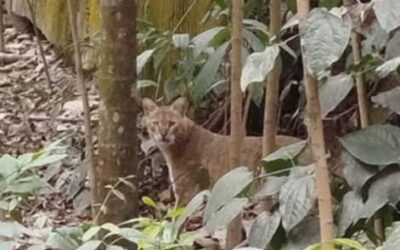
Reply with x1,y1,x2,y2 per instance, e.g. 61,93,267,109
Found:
82,226,101,242
137,49,155,74
172,33,190,48
333,238,367,250
381,225,400,250
263,140,307,163
192,26,227,56
376,57,400,78
142,196,158,209
240,45,280,92
373,0,400,33
300,8,351,76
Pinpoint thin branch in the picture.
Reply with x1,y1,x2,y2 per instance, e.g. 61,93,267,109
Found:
67,0,95,217
27,0,52,86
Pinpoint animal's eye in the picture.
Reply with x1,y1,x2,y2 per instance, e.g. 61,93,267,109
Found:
169,121,177,127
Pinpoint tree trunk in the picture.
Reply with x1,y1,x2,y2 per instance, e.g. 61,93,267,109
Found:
296,0,334,247
0,1,5,53
227,0,244,249
95,0,138,227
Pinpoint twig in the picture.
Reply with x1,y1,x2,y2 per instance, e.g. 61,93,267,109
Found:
67,0,95,217
172,0,199,34
27,0,52,86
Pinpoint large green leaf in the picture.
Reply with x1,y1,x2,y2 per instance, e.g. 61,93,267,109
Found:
373,0,400,33
376,57,400,78
279,175,316,232
248,212,281,249
255,176,288,198
300,8,351,76
338,191,364,236
243,29,264,52
45,227,81,250
263,140,307,163
319,73,353,118
204,167,253,222
381,225,400,250
0,155,19,179
341,150,377,193
6,176,45,193
204,198,248,233
339,124,400,165
192,26,227,56
22,154,67,172
372,86,400,114
193,42,230,101
240,45,280,92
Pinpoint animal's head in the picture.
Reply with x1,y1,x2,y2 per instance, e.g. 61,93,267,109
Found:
142,97,189,147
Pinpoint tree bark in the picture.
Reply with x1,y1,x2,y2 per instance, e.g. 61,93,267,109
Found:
227,0,244,249
67,0,95,218
96,0,138,227
296,0,334,247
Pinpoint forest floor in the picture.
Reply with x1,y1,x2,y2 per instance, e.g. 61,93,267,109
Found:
0,23,179,246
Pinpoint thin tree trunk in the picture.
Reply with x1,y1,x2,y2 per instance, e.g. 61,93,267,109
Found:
66,0,95,218
226,0,244,249
96,0,138,229
263,0,282,157
0,1,5,53
296,0,334,247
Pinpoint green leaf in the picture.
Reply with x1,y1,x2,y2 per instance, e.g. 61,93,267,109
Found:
240,45,280,92
137,49,155,75
243,19,268,33
204,198,248,233
333,238,367,250
243,29,264,52
300,8,351,76
193,42,229,101
279,175,316,232
248,212,281,249
373,0,400,33
319,73,353,118
76,240,102,250
137,80,158,89
341,150,377,193
371,86,400,114
204,167,253,223
116,228,142,244
142,196,158,209
338,191,364,236
23,154,67,171
339,124,400,165
175,190,210,230
82,226,100,242
255,176,288,198
172,33,190,48
111,189,126,203
263,140,307,163
376,57,400,78
101,223,120,234
0,154,19,178
192,26,227,56
6,176,45,193
166,207,187,219
381,225,400,250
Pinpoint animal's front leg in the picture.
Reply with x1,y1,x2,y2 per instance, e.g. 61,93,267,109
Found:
172,172,199,206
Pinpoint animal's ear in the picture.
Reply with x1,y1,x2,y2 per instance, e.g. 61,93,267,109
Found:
171,97,188,116
142,98,158,115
